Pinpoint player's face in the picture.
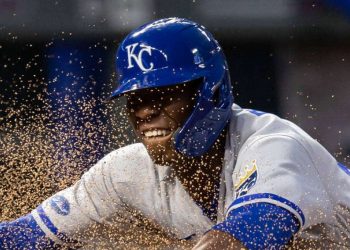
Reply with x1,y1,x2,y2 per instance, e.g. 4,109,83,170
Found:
125,82,199,165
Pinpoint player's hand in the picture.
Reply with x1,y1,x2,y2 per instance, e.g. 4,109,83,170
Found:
192,230,245,250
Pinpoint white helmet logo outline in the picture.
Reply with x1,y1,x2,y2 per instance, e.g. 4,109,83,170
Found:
126,43,154,72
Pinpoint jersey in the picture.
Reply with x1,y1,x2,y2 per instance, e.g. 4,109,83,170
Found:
29,143,213,248
1,104,350,249
216,104,350,248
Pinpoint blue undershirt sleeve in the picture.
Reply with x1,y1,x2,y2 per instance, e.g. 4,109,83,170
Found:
212,202,300,250
0,214,59,249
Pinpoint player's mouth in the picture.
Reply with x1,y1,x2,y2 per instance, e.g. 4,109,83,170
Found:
141,129,172,139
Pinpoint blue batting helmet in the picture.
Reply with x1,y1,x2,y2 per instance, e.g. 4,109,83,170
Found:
111,17,233,157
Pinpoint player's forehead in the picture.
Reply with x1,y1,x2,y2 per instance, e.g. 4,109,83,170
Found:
126,84,186,98
124,80,201,102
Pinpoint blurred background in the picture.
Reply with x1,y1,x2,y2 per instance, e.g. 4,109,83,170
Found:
1,0,350,219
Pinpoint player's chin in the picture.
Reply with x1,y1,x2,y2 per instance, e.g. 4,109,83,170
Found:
142,134,176,165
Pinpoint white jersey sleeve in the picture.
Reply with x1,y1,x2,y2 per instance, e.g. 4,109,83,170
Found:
229,134,332,229
30,143,155,246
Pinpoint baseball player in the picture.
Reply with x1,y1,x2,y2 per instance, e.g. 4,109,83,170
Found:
1,18,350,249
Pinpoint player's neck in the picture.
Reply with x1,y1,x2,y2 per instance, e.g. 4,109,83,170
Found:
174,130,226,215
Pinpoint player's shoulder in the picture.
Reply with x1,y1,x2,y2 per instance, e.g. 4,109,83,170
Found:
231,104,316,150
229,104,339,173
95,143,154,182
105,142,149,161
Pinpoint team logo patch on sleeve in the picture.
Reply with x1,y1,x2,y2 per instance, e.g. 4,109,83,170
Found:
50,195,70,216
234,160,258,198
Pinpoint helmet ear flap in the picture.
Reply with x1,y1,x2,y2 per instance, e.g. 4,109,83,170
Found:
174,70,233,157
212,85,220,106
219,71,233,108
206,70,232,108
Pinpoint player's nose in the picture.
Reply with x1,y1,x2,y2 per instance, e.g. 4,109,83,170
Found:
134,104,161,121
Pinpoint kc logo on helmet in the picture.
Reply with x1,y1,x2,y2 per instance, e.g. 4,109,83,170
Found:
126,43,154,72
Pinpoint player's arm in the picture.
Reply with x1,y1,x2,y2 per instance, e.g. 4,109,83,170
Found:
194,135,328,249
0,214,65,249
193,201,299,250
0,191,83,249
1,143,151,249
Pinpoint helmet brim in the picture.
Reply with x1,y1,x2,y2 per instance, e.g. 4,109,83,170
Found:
110,67,207,99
